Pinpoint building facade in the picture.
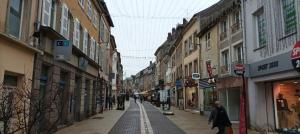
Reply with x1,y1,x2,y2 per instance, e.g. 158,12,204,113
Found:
31,0,114,132
243,0,300,131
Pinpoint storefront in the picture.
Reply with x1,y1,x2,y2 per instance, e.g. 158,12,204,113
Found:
217,77,243,121
185,87,199,110
176,80,184,109
273,79,300,130
248,49,300,132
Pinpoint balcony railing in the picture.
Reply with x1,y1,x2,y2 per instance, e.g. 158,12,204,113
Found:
220,32,227,41
231,22,241,34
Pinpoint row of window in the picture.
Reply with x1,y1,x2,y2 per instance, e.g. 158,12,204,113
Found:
184,32,198,57
184,60,199,78
256,0,297,48
41,1,109,63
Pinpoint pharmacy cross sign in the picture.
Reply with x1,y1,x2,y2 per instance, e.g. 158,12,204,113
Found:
291,41,300,72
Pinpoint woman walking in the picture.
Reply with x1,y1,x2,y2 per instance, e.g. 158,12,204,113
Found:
209,101,232,134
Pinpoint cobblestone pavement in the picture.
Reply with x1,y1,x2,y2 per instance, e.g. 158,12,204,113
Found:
108,101,141,134
162,107,261,134
143,102,185,134
54,101,130,134
109,100,184,134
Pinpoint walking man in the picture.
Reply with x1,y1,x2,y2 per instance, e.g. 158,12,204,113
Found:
134,94,137,103
209,101,232,134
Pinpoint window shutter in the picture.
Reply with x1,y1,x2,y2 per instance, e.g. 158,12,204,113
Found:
90,38,95,60
60,4,69,38
96,43,99,64
73,19,80,48
83,29,88,54
42,0,52,26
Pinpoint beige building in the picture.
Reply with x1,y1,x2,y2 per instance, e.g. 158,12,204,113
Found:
0,0,42,133
0,0,41,86
30,0,113,132
181,16,200,111
196,3,222,114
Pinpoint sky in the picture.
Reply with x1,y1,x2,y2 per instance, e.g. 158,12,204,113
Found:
105,0,220,79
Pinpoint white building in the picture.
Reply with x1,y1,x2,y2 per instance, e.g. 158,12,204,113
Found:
243,0,300,131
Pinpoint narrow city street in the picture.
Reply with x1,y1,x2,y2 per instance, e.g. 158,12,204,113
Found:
55,99,261,134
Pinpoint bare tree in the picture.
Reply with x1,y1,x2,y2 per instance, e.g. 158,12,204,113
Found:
0,78,65,134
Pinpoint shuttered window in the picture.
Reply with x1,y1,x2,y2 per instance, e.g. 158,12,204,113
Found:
257,12,266,47
78,0,84,9
42,0,52,26
87,0,92,19
282,0,296,35
73,19,80,48
83,28,88,54
60,3,69,38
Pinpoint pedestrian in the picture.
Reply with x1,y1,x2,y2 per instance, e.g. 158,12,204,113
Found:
209,101,232,134
140,95,143,103
112,95,116,105
108,96,113,110
134,94,137,103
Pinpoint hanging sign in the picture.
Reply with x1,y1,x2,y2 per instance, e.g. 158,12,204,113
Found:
234,64,245,75
291,41,300,72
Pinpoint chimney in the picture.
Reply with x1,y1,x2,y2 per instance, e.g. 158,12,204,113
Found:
183,18,188,25
167,32,172,40
172,28,176,35
150,61,152,65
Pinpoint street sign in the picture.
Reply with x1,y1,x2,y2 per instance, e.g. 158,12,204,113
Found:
54,40,71,61
234,64,245,75
291,41,300,72
192,73,200,80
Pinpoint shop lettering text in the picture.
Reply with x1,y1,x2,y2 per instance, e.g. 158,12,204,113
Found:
258,61,278,71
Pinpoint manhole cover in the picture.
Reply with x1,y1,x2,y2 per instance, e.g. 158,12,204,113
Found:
92,117,104,120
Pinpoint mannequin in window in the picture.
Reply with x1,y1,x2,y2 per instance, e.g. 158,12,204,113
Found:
276,93,292,128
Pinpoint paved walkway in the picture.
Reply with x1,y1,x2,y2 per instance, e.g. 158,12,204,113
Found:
160,106,261,134
109,100,184,134
54,101,130,134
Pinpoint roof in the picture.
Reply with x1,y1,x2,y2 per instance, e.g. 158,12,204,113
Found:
110,35,117,49
197,0,240,37
99,0,114,27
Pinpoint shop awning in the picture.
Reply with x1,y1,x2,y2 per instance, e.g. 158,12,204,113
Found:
199,80,215,89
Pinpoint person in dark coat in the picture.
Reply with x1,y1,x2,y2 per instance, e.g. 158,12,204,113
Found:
209,101,232,134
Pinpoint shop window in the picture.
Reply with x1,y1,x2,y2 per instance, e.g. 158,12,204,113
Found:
7,0,23,38
40,65,49,99
274,79,300,131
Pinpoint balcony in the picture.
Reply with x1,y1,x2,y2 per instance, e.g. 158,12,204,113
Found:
220,32,227,41
231,23,241,34
220,65,229,74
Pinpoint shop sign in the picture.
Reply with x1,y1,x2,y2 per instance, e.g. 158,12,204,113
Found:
54,40,71,61
192,73,200,80
291,41,300,72
175,80,182,89
206,61,213,77
249,52,294,77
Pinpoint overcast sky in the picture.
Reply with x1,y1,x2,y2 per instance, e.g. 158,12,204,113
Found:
105,0,219,78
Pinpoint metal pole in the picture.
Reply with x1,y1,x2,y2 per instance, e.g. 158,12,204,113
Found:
242,73,248,134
